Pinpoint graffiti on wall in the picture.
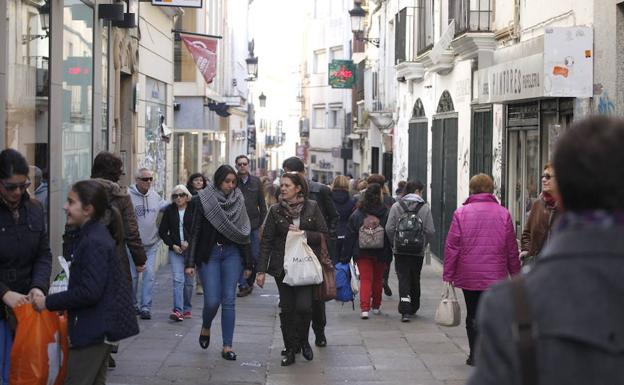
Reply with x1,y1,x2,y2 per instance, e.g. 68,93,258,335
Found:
597,90,615,116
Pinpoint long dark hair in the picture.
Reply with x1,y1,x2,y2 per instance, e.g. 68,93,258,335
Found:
213,165,237,190
72,180,124,245
186,172,207,193
360,183,383,213
0,149,29,179
91,151,123,182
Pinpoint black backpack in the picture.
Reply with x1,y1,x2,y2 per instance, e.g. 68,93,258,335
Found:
393,201,425,256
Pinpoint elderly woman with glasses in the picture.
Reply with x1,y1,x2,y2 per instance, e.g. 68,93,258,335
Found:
0,149,52,371
159,184,195,321
520,162,561,266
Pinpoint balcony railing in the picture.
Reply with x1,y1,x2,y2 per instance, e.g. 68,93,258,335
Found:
449,0,492,37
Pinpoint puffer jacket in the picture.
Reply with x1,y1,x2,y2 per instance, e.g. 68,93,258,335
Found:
331,190,356,237
257,200,330,278
443,193,520,291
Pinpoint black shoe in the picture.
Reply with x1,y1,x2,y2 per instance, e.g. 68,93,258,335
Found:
314,334,327,347
401,314,410,322
301,343,313,361
281,345,301,356
199,329,210,349
221,350,237,361
466,356,475,366
108,355,116,369
281,350,296,366
139,310,151,320
237,287,252,297
383,281,393,296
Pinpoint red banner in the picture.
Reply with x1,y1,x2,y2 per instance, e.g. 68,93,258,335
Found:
180,33,218,84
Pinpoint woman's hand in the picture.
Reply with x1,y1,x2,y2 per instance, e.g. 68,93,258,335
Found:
243,269,252,279
173,245,183,254
288,224,299,232
32,295,47,312
181,241,189,252
256,273,265,288
2,291,29,309
185,267,195,277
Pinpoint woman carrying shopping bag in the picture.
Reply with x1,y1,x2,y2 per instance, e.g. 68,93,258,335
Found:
256,172,330,367
443,174,520,366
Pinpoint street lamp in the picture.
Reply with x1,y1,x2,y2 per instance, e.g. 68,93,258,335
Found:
40,1,50,31
349,1,379,48
246,54,258,79
259,92,266,108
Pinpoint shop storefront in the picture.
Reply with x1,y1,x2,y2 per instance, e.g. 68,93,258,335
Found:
1,0,114,254
477,27,593,235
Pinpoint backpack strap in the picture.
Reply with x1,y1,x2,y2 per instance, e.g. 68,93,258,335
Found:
510,275,538,385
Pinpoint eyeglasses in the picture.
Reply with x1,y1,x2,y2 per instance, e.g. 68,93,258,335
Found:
171,193,187,199
0,180,31,192
541,174,554,180
237,162,248,167
138,177,153,182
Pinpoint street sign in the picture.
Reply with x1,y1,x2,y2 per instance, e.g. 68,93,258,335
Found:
329,60,356,89
152,0,202,8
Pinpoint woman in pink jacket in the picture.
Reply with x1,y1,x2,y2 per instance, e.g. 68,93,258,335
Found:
443,174,520,366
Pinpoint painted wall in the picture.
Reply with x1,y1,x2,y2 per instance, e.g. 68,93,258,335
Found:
592,0,622,117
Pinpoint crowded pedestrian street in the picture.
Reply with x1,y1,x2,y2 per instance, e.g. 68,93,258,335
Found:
108,259,471,385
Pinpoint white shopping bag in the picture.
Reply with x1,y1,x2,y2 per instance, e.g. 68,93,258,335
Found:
283,230,323,286
349,260,360,295
48,256,71,294
434,282,461,327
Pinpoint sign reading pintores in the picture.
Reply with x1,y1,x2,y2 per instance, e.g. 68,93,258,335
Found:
478,54,543,103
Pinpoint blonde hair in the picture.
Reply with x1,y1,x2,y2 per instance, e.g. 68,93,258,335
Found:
332,175,350,191
469,174,494,195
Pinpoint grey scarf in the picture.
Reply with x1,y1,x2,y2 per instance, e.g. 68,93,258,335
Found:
198,183,251,245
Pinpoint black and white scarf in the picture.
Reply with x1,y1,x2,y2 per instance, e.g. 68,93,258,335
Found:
198,183,250,245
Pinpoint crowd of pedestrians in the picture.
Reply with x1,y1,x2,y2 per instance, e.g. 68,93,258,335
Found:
1,116,623,384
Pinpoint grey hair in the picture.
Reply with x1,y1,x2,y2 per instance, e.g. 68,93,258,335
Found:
135,168,152,179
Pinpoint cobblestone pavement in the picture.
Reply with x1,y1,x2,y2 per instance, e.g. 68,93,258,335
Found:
109,258,472,385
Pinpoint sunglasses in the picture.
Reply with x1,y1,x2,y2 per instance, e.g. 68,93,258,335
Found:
138,177,153,182
171,193,187,199
237,162,248,167
541,174,554,180
0,180,31,192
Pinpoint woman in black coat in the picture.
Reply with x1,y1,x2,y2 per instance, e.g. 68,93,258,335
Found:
331,175,356,264
159,184,195,321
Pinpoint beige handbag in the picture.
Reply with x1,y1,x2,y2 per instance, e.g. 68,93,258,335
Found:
435,282,461,327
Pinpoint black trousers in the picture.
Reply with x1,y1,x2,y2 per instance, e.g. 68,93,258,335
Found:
311,299,326,336
276,277,314,349
394,255,424,315
462,289,483,359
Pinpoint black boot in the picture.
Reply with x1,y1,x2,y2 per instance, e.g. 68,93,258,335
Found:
279,312,297,366
301,343,313,361
281,349,296,366
466,318,478,366
298,312,314,361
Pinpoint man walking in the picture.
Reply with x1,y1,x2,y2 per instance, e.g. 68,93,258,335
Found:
129,168,168,320
235,155,267,297
385,180,435,322
467,116,624,383
282,157,339,347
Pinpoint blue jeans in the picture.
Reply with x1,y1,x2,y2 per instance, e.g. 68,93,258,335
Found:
199,244,242,347
129,243,159,312
170,250,193,313
238,228,259,289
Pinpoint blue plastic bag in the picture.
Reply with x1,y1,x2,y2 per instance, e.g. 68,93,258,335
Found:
0,318,13,385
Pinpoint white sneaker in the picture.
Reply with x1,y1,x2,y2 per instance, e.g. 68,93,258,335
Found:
372,309,381,315
361,311,369,319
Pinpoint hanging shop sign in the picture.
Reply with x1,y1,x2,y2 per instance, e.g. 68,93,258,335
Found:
179,32,219,84
477,26,593,103
152,0,202,8
329,60,356,89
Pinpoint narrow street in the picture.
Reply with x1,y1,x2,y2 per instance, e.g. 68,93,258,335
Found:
109,259,472,385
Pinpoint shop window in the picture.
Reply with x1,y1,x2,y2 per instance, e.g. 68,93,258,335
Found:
173,132,199,185
60,0,93,229
4,0,51,216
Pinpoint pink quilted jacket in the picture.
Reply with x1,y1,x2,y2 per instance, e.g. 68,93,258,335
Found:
443,193,520,291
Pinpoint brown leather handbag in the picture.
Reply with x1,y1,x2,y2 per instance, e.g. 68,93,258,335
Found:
315,234,336,301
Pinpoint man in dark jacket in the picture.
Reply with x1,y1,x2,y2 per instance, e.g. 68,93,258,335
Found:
235,155,267,297
282,157,339,348
467,116,624,384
